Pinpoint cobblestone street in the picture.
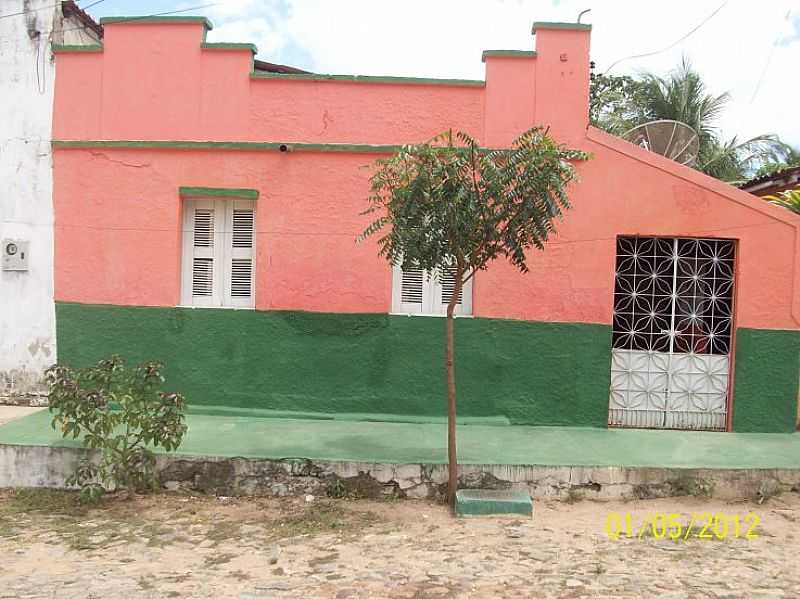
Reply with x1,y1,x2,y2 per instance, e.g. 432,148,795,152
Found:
1,490,798,598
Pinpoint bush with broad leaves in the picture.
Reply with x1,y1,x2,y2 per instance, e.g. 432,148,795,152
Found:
46,356,187,503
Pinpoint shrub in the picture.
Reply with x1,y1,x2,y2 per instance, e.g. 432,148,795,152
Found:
46,356,187,502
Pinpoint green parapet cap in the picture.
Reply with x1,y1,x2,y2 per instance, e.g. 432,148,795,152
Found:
99,15,214,30
179,186,259,200
531,21,592,33
481,50,536,62
52,43,103,53
201,42,258,54
250,71,485,88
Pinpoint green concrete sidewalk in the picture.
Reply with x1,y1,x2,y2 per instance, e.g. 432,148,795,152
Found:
1,409,799,469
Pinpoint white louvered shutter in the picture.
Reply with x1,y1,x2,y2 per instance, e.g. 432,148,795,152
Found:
435,267,472,316
224,200,256,308
391,263,472,315
182,199,222,307
392,263,426,314
181,198,256,308
439,268,463,306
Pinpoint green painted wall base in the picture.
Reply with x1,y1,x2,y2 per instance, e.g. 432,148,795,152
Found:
55,303,612,427
732,328,800,433
53,303,800,432
455,489,533,518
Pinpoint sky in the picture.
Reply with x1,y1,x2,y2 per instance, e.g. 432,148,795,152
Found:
85,0,800,148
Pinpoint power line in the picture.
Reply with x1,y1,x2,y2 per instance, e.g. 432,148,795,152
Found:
0,1,69,21
81,0,106,11
0,2,218,41
603,1,729,74
0,0,100,21
749,9,793,104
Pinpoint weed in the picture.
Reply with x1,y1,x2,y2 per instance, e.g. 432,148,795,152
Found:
2,488,84,516
565,488,584,504
326,479,347,499
266,502,380,541
756,480,781,504
668,476,714,498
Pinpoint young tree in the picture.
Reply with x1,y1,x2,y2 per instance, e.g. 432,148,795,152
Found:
360,128,589,507
47,356,187,502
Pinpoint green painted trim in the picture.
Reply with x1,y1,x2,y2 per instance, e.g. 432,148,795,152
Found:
250,71,485,87
179,186,259,200
531,21,592,33
99,16,213,30
51,44,103,53
52,139,404,154
732,328,800,433
55,303,613,427
481,50,536,62
455,489,532,518
201,42,257,54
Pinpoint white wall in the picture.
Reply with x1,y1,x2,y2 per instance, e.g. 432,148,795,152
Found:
0,1,98,400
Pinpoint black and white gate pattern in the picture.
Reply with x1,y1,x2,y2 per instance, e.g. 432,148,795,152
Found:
609,236,735,431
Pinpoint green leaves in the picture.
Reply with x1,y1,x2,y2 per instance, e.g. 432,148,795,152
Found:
45,356,188,502
765,189,800,216
590,58,792,183
361,127,589,280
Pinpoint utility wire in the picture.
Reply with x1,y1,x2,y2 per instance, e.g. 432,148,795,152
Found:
0,0,98,20
81,0,106,11
603,1,729,74
0,3,217,41
749,9,793,104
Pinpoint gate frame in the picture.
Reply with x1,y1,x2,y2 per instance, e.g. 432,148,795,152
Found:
607,234,740,433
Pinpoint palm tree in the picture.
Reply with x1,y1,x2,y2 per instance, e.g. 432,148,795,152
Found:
765,189,800,215
752,146,800,179
625,59,790,184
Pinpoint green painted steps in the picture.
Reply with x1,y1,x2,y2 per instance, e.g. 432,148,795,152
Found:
455,489,533,518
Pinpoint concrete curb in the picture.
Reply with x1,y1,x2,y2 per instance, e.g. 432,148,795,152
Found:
2,444,800,502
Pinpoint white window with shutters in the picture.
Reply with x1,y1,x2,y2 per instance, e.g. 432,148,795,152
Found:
391,264,472,316
181,198,256,308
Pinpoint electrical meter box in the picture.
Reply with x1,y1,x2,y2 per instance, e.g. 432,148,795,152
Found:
2,239,29,271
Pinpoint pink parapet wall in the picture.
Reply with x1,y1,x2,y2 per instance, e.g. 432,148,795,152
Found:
51,17,800,331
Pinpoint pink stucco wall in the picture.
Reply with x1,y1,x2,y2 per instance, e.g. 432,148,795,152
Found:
52,20,800,331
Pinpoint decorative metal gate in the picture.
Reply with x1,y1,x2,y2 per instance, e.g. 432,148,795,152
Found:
608,236,735,431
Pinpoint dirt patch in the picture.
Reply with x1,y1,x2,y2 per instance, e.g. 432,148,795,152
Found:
1,489,799,597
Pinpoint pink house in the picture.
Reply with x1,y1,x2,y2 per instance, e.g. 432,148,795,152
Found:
51,17,800,432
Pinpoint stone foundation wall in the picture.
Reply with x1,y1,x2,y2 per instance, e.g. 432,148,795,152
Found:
2,444,799,502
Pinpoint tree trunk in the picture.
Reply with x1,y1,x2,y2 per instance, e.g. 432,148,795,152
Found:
446,263,465,509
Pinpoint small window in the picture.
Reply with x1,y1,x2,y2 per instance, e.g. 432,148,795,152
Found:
181,199,256,308
391,264,472,315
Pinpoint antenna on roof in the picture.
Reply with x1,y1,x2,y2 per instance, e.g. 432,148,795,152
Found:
577,9,591,23
622,120,700,166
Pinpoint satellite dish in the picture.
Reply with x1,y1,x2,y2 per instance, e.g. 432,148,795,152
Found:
623,120,700,166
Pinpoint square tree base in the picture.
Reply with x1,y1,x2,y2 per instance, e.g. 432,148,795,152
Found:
455,488,533,518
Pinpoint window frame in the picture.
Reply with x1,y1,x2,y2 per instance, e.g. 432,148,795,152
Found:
180,197,257,309
391,264,473,316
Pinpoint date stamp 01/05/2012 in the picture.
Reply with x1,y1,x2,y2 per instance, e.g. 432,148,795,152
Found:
605,512,762,541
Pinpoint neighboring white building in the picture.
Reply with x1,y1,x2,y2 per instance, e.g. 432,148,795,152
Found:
0,1,100,403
